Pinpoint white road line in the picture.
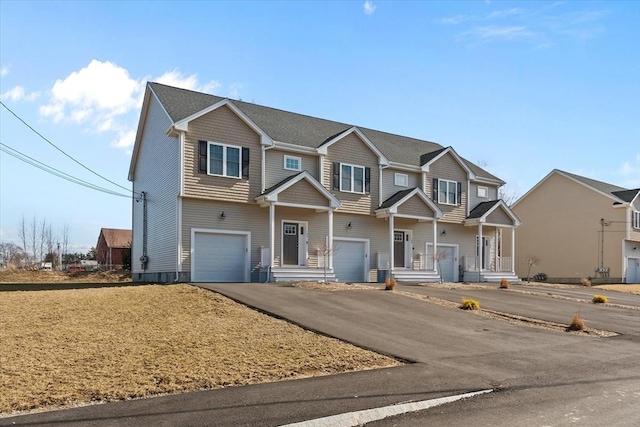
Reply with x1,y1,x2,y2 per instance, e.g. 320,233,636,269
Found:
279,389,493,427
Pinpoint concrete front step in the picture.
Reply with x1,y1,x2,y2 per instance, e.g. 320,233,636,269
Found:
271,268,337,282
478,272,521,283
392,270,441,283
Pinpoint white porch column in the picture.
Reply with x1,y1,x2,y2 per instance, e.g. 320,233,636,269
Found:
389,215,395,275
511,227,515,274
478,223,484,272
269,204,275,267
328,210,334,270
432,220,438,273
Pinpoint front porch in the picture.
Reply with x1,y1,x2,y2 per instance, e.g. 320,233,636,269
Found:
462,255,519,282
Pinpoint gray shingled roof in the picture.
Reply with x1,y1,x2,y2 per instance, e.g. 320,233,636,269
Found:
262,172,303,195
149,82,503,182
559,170,627,197
467,200,501,219
378,188,417,209
611,188,640,203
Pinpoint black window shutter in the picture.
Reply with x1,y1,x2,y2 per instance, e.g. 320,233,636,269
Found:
457,182,462,205
333,162,340,190
242,147,250,179
364,167,371,194
432,178,438,201
198,140,207,173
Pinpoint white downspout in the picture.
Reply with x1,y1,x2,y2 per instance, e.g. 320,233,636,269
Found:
176,131,185,281
478,223,484,281
511,227,515,274
269,204,275,269
432,220,438,274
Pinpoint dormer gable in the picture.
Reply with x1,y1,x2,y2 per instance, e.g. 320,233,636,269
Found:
317,126,389,166
171,98,274,147
420,146,476,180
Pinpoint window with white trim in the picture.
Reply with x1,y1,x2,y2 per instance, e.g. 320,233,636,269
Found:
633,211,640,229
394,173,408,187
284,155,301,171
438,179,458,205
208,142,240,178
341,163,365,194
477,186,488,198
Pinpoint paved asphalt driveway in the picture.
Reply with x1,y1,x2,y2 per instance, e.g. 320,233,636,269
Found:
3,282,639,426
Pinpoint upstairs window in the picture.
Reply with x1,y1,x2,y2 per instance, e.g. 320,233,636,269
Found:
332,162,370,194
284,155,301,171
394,173,409,187
477,186,488,198
633,211,640,229
433,178,461,205
198,140,249,179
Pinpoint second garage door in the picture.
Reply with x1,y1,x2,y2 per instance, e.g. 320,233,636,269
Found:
333,239,367,283
192,231,248,282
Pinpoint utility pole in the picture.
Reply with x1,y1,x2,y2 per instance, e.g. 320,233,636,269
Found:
57,242,61,271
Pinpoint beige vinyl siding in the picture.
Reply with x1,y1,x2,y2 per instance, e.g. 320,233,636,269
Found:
273,207,329,268
184,105,262,202
278,180,329,207
397,196,435,218
468,183,498,210
322,133,380,215
435,224,480,272
131,94,179,274
265,149,318,189
181,197,269,273
424,152,468,223
394,217,434,270
486,207,513,226
511,173,626,280
381,169,420,202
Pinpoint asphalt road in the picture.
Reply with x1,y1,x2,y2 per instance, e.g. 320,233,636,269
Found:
3,282,639,426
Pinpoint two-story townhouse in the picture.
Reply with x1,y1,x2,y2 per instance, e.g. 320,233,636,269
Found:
128,82,520,283
511,169,640,283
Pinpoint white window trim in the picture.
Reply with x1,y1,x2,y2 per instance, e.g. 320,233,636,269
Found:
208,141,241,179
394,173,409,187
283,155,301,171
438,179,458,205
340,163,365,194
633,211,640,229
477,186,488,199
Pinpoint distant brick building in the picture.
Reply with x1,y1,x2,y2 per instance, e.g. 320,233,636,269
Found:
96,228,132,270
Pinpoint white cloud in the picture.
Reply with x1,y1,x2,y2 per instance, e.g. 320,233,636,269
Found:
229,83,244,100
363,1,376,15
488,8,523,19
460,26,534,42
156,69,221,94
1,85,40,102
441,15,471,25
0,65,9,77
37,60,225,153
39,59,144,127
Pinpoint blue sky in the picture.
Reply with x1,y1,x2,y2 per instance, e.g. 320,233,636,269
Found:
1,1,639,253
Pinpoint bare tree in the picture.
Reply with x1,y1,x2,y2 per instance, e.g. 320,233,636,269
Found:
434,250,450,283
315,241,339,283
17,215,29,265
29,216,37,264
0,242,26,268
498,185,520,207
61,224,70,260
526,254,541,282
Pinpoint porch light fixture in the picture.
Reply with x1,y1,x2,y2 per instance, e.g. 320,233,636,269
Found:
220,211,226,219
347,222,352,229
441,230,446,236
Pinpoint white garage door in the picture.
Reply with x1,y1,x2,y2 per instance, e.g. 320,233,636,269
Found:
333,240,366,283
192,232,247,282
627,258,640,284
438,246,455,283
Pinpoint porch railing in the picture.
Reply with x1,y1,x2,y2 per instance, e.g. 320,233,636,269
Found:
377,252,437,271
463,256,512,272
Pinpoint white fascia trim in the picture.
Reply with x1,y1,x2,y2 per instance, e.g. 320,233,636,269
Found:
396,188,444,218
394,213,438,222
273,141,318,154
466,201,521,227
387,162,422,172
420,147,477,180
274,202,332,211
129,87,164,181
473,176,506,186
317,126,390,166
173,99,274,146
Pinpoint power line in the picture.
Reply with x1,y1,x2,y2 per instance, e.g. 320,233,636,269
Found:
0,142,130,198
0,100,138,195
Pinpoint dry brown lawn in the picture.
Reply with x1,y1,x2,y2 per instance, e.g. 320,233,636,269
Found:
0,285,399,415
0,270,132,284
594,284,640,294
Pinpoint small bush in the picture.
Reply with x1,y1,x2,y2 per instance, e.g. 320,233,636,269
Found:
460,298,479,310
384,275,396,291
567,312,585,331
499,278,510,289
581,277,591,287
592,294,608,304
